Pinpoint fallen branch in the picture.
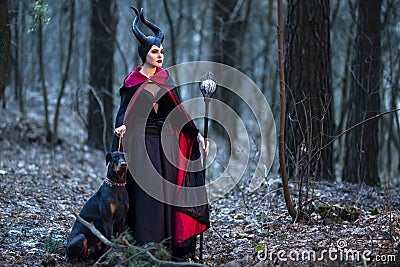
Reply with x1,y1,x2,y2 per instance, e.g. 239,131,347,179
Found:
74,214,208,267
93,248,113,267
75,214,126,250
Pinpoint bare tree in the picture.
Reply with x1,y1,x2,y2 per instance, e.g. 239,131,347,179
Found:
343,0,383,186
382,0,399,177
27,0,52,141
211,0,250,136
0,0,11,101
331,1,357,164
283,0,333,221
8,0,25,111
52,0,75,145
162,0,177,66
278,0,296,220
285,0,333,182
87,0,117,151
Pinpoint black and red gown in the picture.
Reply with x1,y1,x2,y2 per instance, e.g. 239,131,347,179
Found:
111,67,209,259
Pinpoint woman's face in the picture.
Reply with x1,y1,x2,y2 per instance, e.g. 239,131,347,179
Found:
144,45,164,68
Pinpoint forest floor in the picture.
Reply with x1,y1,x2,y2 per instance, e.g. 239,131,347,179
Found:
1,103,400,266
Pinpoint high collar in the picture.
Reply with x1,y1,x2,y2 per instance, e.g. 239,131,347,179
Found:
124,67,169,88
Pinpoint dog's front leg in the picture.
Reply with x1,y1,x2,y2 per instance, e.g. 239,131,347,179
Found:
99,201,115,241
102,220,113,241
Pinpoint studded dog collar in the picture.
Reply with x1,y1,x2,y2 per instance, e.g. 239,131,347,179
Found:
104,177,127,187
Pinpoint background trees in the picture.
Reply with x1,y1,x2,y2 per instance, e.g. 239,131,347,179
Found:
1,0,400,186
211,0,248,137
343,0,383,186
0,0,11,101
87,0,117,151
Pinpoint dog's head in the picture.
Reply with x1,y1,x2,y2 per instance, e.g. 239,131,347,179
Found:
106,152,128,181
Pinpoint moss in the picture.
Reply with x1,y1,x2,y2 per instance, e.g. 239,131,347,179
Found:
317,204,363,224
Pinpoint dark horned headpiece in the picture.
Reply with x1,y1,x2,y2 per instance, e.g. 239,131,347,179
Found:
130,7,164,63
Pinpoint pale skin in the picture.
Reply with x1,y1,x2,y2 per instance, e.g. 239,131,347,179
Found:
115,45,209,154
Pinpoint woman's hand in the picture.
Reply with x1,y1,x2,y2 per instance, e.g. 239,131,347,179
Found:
115,125,126,137
197,133,209,155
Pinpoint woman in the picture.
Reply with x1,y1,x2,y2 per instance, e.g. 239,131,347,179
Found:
112,7,209,260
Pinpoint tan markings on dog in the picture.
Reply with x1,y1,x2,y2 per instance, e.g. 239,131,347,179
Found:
110,203,117,214
83,238,88,253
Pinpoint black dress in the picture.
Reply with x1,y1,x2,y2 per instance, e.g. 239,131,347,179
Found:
111,67,209,259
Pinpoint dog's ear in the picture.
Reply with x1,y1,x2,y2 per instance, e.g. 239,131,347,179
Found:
106,152,112,166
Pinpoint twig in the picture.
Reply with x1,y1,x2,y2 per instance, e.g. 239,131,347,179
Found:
74,214,208,267
123,249,149,265
210,227,230,243
304,108,400,173
93,248,113,267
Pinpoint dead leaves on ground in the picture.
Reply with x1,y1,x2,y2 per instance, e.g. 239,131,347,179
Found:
0,118,399,266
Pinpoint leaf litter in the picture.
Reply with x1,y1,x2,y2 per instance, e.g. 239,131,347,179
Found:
0,114,399,266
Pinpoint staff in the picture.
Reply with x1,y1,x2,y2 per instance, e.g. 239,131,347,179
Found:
198,72,217,261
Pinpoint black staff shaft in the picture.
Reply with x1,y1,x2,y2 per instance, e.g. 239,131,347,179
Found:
199,98,210,261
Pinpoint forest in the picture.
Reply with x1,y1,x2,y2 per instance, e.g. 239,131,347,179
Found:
0,0,399,266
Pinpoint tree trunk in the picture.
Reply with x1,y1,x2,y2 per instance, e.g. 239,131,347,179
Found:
343,0,382,186
37,1,51,141
285,0,333,181
278,0,296,220
87,0,117,151
0,0,11,100
211,0,247,137
162,0,177,66
52,0,75,145
13,1,24,111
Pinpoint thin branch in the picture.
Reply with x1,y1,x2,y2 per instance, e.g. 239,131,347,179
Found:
277,0,296,220
75,214,126,250
306,108,400,171
87,85,108,155
93,247,113,266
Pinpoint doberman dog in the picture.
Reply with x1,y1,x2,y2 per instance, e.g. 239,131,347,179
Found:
66,151,130,260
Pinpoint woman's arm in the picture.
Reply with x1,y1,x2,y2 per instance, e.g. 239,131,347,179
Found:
111,86,133,151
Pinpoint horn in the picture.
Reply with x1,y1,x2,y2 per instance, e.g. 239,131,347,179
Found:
130,7,148,45
139,9,164,43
